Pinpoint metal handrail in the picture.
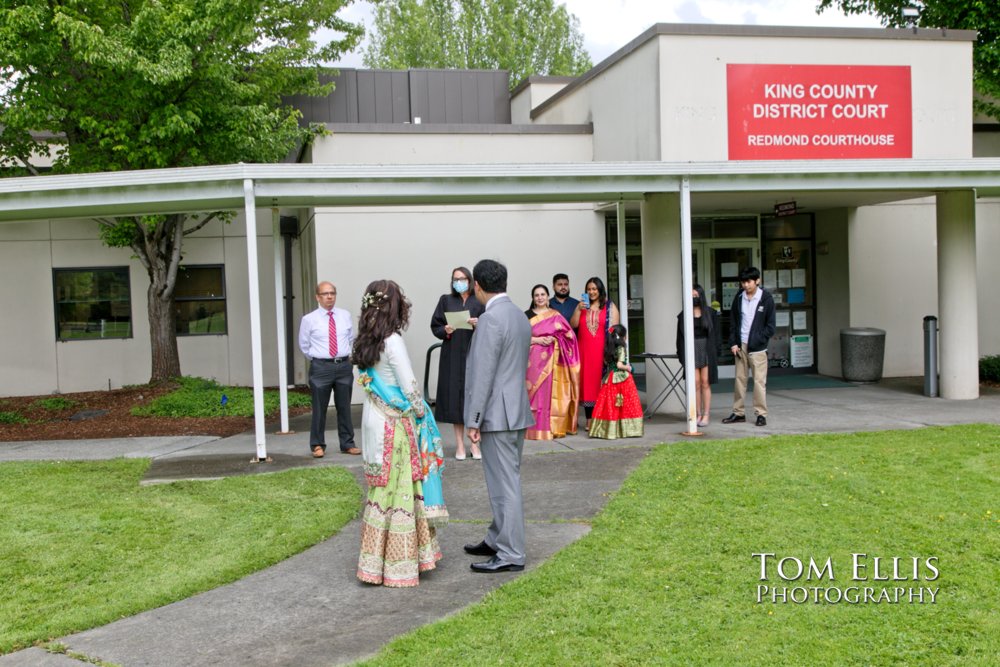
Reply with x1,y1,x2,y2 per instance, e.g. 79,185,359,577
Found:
423,342,443,406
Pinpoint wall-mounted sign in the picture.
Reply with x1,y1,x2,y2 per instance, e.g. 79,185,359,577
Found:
775,201,797,217
727,64,912,160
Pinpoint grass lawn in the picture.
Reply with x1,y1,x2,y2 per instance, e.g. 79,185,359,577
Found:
0,460,359,654
364,425,999,666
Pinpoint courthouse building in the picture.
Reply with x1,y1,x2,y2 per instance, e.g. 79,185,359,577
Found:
1,23,997,406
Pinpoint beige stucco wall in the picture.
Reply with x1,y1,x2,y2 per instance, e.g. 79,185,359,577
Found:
510,81,573,124
308,130,600,402
532,38,661,161
848,198,938,377
814,208,852,377
309,203,606,404
0,211,285,396
657,34,973,160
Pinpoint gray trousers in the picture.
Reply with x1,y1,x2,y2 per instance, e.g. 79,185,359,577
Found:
480,428,527,566
308,358,355,451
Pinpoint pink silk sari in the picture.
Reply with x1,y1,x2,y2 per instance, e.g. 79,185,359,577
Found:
526,310,581,440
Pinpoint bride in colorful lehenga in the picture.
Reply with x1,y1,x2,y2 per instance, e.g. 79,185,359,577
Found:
352,280,448,587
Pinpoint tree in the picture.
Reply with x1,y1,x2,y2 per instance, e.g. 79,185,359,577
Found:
0,0,363,382
817,1,1000,119
363,0,592,86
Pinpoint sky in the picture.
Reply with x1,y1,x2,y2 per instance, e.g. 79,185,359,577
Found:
329,0,885,68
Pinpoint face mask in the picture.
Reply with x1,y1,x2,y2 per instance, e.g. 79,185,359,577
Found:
693,297,701,306
453,280,469,293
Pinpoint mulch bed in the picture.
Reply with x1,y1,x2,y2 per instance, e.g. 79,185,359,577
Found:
0,384,311,442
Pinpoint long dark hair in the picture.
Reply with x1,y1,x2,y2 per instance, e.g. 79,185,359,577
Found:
604,324,627,368
693,283,713,334
450,266,473,297
586,276,607,308
351,280,412,369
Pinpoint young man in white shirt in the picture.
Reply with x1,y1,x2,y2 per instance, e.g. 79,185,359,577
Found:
722,267,776,427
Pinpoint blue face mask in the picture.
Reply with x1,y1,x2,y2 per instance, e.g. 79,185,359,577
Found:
453,280,469,293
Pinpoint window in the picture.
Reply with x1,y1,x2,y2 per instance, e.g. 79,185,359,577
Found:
53,267,132,340
175,265,227,335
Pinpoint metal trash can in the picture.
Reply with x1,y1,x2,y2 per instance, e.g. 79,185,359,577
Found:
841,327,886,383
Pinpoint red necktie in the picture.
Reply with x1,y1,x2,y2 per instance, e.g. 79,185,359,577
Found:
328,311,338,358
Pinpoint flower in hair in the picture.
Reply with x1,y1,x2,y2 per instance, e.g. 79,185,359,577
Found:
361,290,388,311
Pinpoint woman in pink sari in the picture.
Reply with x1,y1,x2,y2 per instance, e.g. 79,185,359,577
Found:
524,285,581,440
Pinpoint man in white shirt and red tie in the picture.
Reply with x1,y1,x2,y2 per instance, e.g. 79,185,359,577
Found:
298,281,359,457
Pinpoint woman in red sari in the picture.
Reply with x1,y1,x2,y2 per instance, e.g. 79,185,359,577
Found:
570,277,620,432
524,285,580,440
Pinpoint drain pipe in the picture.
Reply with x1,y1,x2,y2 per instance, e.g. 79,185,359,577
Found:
280,215,298,387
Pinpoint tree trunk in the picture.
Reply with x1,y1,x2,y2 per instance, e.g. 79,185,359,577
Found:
148,281,181,381
135,214,185,383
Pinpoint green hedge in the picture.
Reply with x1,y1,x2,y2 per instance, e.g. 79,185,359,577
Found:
980,355,1000,383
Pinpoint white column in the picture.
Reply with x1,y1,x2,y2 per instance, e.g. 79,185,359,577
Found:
679,177,698,432
616,201,629,337
272,208,290,433
640,193,681,414
936,190,979,399
244,179,267,459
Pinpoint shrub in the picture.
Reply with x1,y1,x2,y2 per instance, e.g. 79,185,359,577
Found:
0,410,27,424
132,376,310,418
31,397,77,411
980,355,1000,383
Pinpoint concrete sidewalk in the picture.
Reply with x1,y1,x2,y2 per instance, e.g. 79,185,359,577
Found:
2,377,999,666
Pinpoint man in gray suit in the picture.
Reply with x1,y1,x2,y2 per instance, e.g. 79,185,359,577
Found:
464,259,534,573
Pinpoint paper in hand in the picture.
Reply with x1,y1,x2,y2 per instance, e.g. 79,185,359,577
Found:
445,310,472,330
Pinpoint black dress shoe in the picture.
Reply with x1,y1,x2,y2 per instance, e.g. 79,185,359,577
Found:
721,413,746,424
463,540,497,556
756,415,767,426
470,557,525,573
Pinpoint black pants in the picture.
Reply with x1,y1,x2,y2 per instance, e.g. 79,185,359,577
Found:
308,358,355,451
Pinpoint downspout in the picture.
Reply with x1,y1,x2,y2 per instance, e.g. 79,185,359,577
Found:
280,215,298,387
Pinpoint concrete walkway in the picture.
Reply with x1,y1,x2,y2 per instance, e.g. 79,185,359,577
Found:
2,377,999,666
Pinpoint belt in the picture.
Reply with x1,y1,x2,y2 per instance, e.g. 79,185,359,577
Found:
316,356,350,363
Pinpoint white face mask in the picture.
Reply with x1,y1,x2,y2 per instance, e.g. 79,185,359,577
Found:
453,280,469,293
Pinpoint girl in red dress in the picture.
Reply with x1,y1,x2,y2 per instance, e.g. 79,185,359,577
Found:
589,325,644,439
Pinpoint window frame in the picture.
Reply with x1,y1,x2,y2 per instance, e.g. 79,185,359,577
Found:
174,264,228,336
52,266,133,342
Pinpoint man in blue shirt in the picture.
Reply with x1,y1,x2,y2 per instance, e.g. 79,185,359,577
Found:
548,273,580,323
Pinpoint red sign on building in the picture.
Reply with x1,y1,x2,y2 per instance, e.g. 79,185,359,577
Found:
727,64,912,160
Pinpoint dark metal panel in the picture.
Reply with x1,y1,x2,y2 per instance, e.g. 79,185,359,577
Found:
344,71,359,123
356,70,377,122
443,72,462,123
425,71,447,123
460,71,479,123
476,73,496,124
494,72,511,123
328,72,347,123
391,71,410,123
409,71,429,123
372,71,393,123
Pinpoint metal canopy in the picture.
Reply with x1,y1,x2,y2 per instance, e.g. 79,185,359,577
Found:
2,159,1000,222
3,158,998,455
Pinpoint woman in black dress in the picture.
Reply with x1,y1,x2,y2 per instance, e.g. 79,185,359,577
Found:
676,284,720,427
430,266,484,459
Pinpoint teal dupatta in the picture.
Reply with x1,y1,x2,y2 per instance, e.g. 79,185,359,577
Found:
358,367,448,525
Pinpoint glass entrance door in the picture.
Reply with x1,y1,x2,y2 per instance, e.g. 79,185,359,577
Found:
692,241,759,376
